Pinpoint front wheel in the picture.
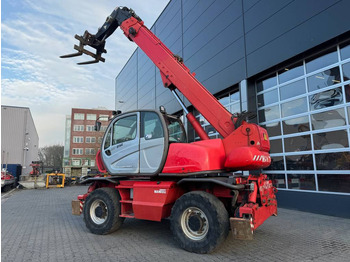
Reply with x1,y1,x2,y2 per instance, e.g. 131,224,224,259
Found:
170,191,229,253
83,187,124,235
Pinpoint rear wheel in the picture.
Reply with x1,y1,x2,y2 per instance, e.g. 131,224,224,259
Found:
170,191,229,253
83,187,124,235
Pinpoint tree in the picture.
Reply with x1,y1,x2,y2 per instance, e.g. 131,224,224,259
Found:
38,145,64,172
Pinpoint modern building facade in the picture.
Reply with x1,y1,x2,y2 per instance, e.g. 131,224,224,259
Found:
115,0,350,217
63,108,114,177
1,106,39,176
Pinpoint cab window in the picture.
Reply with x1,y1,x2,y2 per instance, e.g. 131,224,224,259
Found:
104,128,112,149
167,117,186,143
141,112,164,139
112,115,137,145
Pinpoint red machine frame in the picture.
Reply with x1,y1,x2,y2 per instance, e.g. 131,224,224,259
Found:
64,6,277,253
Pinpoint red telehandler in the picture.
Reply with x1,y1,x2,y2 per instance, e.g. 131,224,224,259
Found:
62,7,277,253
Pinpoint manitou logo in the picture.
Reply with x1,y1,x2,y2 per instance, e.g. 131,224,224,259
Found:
252,155,270,162
260,182,273,191
154,189,167,194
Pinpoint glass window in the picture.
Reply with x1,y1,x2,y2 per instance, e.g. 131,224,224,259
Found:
72,159,81,166
286,154,314,170
264,156,284,170
230,103,240,114
283,116,310,135
230,92,240,103
219,94,230,106
98,137,103,143
73,136,83,143
99,115,109,121
287,174,316,191
166,117,186,143
267,174,286,189
257,89,278,107
85,148,96,155
258,105,279,122
87,114,97,120
278,62,304,84
280,79,306,100
342,62,350,81
86,137,96,143
315,151,350,170
307,66,341,92
313,130,348,150
311,108,346,130
141,112,164,140
318,174,350,193
104,128,111,149
86,125,94,132
256,74,277,92
74,113,84,120
90,160,96,167
309,87,343,111
112,115,137,145
284,135,312,152
72,148,83,155
340,41,350,60
73,125,84,131
197,115,208,125
281,97,307,118
270,139,282,154
343,63,350,102
305,47,338,73
205,125,216,136
342,62,350,102
260,121,281,137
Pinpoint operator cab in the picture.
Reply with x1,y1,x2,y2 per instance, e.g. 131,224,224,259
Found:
100,109,186,176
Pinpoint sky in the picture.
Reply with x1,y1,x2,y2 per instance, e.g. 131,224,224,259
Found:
1,0,169,147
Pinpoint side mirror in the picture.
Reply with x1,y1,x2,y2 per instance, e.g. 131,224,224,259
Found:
94,121,102,131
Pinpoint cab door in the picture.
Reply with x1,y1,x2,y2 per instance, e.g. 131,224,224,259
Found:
139,111,166,173
101,113,139,174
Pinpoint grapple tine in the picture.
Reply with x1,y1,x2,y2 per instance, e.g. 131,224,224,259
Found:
60,52,83,58
77,60,100,65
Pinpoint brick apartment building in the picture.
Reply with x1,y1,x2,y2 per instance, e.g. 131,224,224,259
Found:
63,108,114,177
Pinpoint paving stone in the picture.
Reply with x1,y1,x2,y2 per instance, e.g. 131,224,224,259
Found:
2,186,350,261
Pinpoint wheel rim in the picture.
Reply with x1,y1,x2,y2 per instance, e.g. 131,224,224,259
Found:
90,199,108,225
180,207,209,241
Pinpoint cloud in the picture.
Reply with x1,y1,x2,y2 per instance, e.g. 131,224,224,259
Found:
2,0,169,147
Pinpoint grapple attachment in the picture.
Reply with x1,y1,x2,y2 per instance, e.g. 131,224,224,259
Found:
60,31,107,65
60,7,137,65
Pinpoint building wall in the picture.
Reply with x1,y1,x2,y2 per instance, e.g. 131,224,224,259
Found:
244,0,350,77
63,108,114,176
115,0,350,217
1,106,39,175
116,0,350,114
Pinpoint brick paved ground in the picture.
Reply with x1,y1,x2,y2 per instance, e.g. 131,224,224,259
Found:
2,186,350,262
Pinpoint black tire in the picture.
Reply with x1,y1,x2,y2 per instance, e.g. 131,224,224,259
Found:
83,187,124,235
170,191,229,254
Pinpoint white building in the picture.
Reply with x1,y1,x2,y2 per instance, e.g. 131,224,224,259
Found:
1,106,39,176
